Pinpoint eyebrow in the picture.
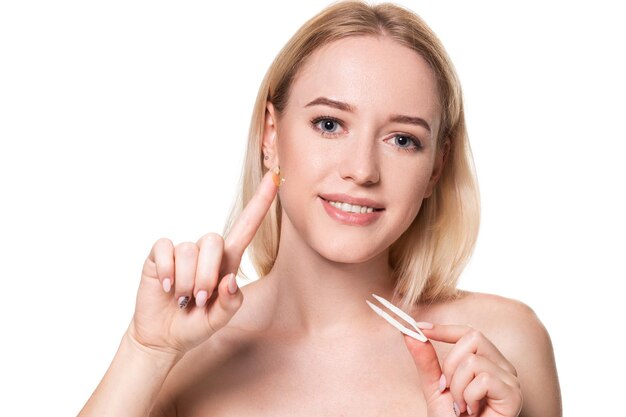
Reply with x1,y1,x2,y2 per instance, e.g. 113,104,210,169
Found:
388,114,431,133
305,96,354,112
304,96,431,133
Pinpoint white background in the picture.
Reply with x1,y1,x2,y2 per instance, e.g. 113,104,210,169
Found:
1,1,624,415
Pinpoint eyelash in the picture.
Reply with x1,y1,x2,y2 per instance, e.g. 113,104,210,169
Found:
309,115,423,152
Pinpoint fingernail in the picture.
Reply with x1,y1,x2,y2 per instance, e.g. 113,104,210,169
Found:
195,290,208,307
467,405,473,415
416,321,433,329
438,374,446,393
453,402,460,417
178,295,190,309
162,278,171,293
227,273,238,294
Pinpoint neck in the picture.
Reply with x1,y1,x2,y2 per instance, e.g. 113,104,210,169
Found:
263,216,397,338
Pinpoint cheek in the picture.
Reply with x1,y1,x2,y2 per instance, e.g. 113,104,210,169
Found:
275,130,325,214
389,163,433,218
278,126,330,181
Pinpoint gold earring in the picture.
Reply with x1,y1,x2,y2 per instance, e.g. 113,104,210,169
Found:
271,165,285,187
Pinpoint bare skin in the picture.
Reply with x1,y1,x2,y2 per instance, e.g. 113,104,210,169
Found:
80,35,561,417
153,285,560,417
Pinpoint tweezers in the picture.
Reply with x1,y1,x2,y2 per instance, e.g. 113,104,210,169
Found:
366,294,428,342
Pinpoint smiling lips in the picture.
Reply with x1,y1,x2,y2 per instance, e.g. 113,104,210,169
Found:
319,194,385,226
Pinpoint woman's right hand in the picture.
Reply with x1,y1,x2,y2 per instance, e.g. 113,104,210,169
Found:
404,325,522,417
125,168,281,358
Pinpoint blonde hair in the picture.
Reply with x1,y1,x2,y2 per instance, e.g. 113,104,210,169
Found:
223,0,480,311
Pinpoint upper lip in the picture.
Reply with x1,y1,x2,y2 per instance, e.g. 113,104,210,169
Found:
319,193,385,209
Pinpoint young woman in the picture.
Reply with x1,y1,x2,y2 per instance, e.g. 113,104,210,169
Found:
79,1,561,416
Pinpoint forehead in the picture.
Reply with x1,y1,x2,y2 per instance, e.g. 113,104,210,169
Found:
289,36,440,126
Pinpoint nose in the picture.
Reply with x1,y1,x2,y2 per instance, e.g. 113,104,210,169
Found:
338,137,380,185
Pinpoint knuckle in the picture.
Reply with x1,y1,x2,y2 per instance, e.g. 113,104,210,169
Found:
156,258,173,272
155,237,173,247
223,239,235,255
476,371,491,387
464,353,479,368
151,237,173,259
199,232,224,248
223,237,240,255
454,353,475,376
151,239,174,269
466,329,484,343
176,242,198,257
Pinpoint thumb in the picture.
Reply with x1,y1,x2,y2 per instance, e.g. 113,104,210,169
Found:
205,273,244,333
403,334,444,400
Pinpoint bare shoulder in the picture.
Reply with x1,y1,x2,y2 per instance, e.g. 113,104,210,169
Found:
447,291,550,345
441,291,554,377
440,290,562,417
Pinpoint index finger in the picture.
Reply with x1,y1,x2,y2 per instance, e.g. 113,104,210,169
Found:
420,324,474,344
222,167,280,272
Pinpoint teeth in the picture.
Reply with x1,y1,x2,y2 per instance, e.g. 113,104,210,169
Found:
328,200,375,214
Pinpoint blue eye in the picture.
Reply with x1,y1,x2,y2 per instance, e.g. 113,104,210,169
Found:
395,135,411,147
320,119,339,133
391,134,422,152
311,116,343,136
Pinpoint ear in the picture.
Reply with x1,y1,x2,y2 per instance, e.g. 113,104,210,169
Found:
262,101,280,171
423,139,451,199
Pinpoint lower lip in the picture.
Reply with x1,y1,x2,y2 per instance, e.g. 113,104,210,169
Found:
319,197,384,226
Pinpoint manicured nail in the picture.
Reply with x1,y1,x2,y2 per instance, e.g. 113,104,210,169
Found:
453,402,460,417
162,278,171,293
195,290,208,308
438,374,446,393
467,405,473,415
416,321,434,329
178,295,190,309
227,273,238,294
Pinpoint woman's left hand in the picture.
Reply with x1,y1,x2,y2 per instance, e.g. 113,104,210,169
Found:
403,324,523,416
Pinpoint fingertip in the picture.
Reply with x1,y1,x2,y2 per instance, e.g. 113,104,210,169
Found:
271,169,281,187
204,273,244,333
267,165,285,189
218,273,240,300
438,373,447,393
227,273,238,295
403,333,426,353
195,290,208,307
217,273,243,312
162,278,172,293
178,295,191,309
403,333,415,348
262,166,285,192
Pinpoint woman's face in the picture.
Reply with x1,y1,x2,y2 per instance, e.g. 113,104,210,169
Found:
264,35,446,263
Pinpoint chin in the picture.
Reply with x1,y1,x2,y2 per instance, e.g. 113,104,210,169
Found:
312,239,385,264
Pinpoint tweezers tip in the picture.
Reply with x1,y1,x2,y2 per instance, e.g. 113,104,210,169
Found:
367,293,428,343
